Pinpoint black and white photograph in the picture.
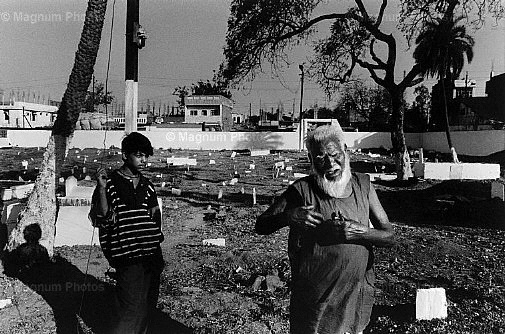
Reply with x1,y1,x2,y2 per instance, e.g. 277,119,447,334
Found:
0,0,504,333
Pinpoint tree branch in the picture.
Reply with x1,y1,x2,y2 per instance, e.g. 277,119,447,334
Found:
376,0,388,27
370,39,387,68
355,57,386,87
275,13,349,45
399,64,423,90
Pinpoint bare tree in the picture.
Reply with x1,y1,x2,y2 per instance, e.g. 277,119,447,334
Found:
218,0,504,180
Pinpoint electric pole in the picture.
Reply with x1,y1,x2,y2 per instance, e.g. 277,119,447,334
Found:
298,64,305,150
125,0,146,133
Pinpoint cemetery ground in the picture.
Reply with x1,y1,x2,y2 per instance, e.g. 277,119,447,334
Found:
1,145,505,333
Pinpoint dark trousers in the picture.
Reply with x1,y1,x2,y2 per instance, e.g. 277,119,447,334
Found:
110,254,164,334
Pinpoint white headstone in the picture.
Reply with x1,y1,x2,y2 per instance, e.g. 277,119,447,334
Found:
416,288,448,320
250,150,270,157
202,238,225,247
491,181,504,201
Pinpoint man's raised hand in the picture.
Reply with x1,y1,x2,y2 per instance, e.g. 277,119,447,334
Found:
287,205,324,229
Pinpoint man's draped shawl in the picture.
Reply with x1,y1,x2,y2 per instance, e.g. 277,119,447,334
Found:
270,173,374,334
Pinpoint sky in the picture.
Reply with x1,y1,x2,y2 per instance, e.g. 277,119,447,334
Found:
1,0,504,118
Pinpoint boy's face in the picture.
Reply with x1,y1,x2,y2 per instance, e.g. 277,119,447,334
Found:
123,151,148,173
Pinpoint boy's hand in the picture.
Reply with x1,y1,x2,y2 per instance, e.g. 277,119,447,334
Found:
96,167,108,188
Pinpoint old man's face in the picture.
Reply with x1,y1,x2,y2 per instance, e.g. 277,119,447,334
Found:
311,141,347,180
310,140,351,198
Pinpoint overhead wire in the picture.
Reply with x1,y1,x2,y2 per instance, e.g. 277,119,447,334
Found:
76,0,117,330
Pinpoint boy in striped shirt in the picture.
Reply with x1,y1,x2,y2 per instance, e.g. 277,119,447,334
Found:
91,132,164,334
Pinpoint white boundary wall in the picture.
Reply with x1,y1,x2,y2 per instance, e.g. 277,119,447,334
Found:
4,129,505,156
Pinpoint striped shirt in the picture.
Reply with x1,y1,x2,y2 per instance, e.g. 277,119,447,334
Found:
90,170,164,267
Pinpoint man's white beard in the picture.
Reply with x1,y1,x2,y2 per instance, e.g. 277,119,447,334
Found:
314,162,352,198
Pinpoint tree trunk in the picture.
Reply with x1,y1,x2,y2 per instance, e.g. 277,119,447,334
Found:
7,0,107,257
440,78,459,163
390,90,413,181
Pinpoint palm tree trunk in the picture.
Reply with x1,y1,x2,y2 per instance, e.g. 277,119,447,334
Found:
7,0,107,257
440,76,459,163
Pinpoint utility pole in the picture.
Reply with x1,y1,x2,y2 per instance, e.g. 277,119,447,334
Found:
125,0,146,133
298,64,305,150
249,102,252,124
92,74,95,113
465,71,469,97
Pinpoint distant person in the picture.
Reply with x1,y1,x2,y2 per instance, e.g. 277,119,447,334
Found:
8,223,49,275
256,124,395,334
90,132,164,334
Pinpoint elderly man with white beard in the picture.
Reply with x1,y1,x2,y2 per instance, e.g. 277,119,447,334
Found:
256,124,395,334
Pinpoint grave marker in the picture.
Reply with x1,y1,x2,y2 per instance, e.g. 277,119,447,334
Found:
250,149,270,157
202,238,225,247
416,288,447,320
491,181,504,201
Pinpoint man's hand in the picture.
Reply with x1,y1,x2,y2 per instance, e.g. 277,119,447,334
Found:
95,167,108,188
333,213,369,241
286,205,324,229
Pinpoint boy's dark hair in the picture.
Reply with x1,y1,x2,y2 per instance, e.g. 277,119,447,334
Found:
121,132,154,157
23,223,42,243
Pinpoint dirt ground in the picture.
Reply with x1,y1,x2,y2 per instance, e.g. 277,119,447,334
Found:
0,146,505,333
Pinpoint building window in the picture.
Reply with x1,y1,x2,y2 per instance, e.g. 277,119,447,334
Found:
201,110,208,116
4,111,9,121
211,109,220,116
190,110,198,116
31,112,36,122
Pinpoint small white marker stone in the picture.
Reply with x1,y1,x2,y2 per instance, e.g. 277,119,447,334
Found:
202,238,225,247
416,288,448,320
0,298,12,309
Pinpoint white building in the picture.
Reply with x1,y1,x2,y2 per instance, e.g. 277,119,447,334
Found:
231,113,244,124
0,101,58,128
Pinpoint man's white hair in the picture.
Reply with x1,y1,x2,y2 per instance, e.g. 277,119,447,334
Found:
305,123,346,154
